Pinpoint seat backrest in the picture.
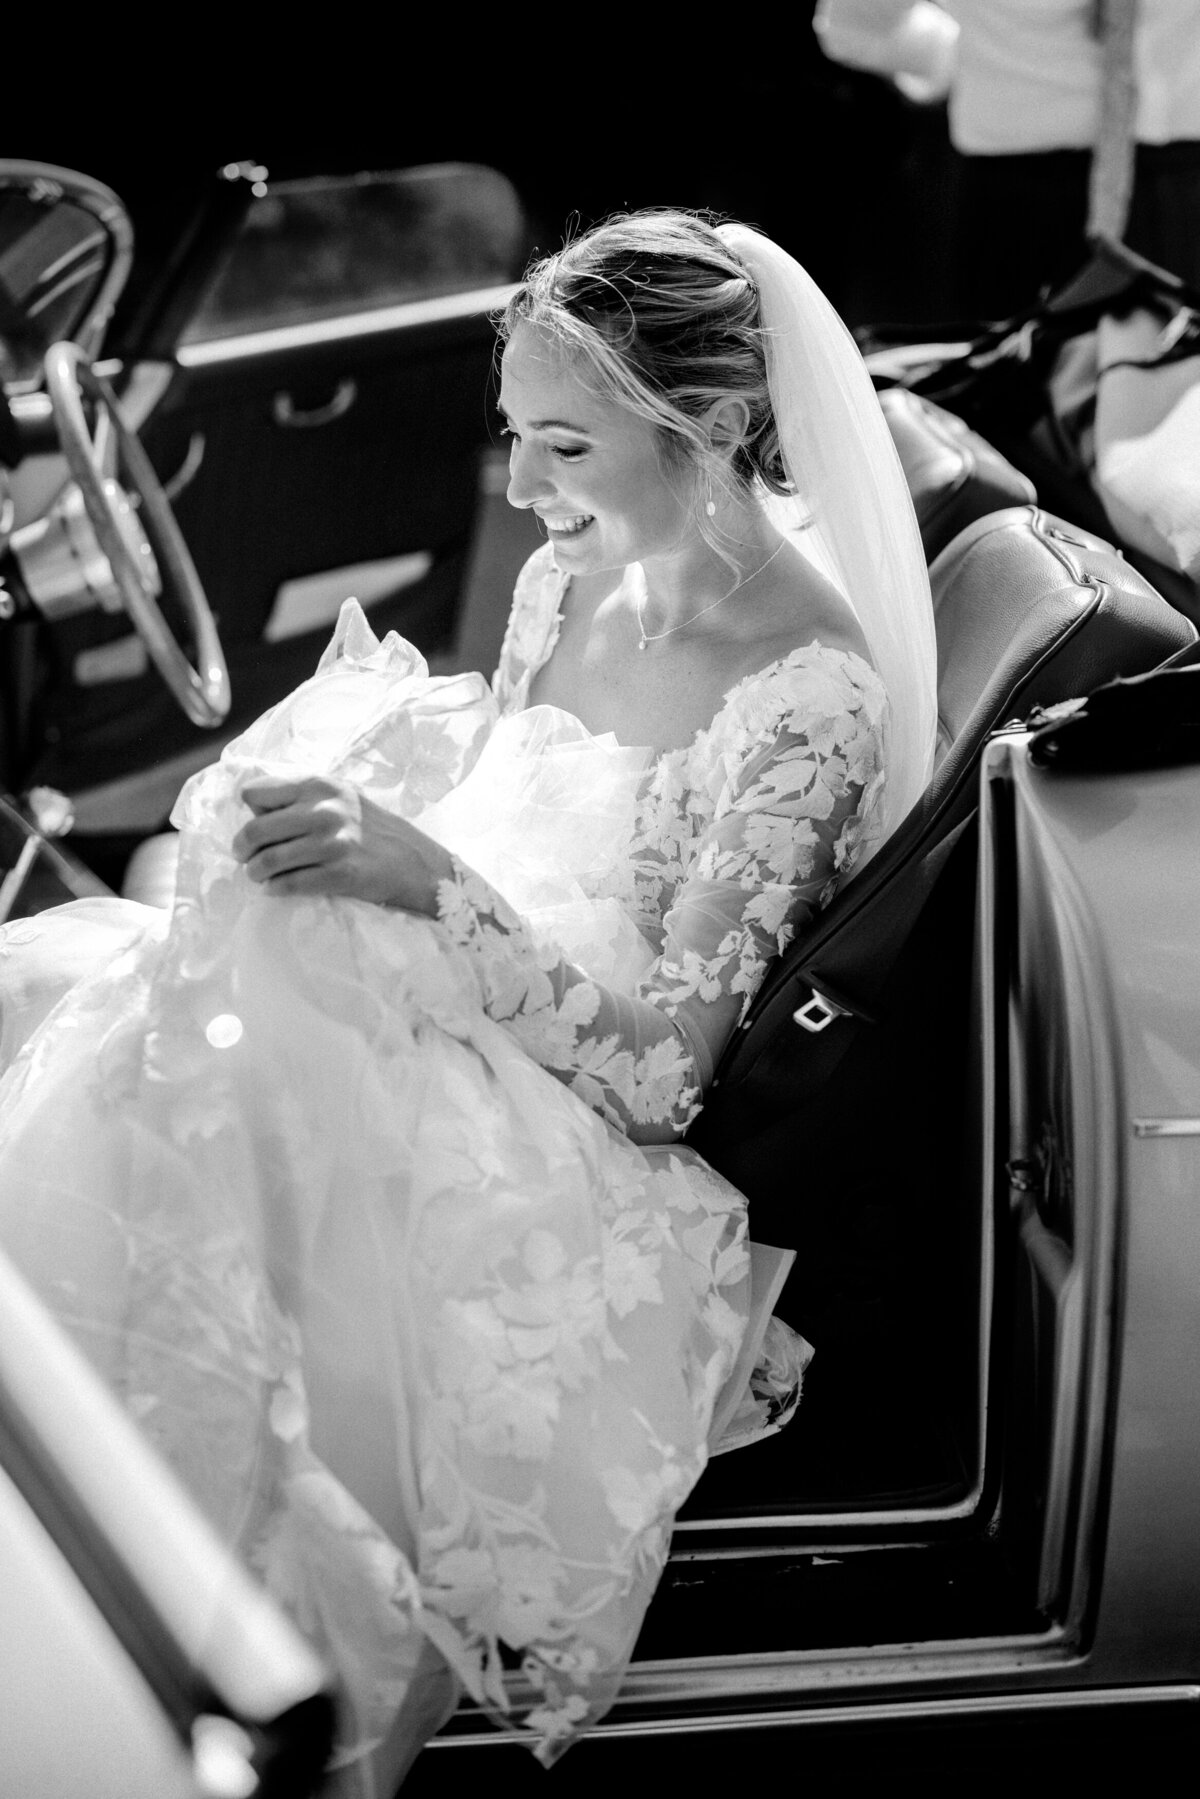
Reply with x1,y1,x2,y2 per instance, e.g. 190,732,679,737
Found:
688,506,1196,1273
879,386,1037,564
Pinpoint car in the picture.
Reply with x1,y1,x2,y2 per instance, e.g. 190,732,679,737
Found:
2,156,1200,1794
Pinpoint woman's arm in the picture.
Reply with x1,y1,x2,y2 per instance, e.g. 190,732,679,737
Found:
435,658,887,1144
233,657,886,1147
232,777,456,911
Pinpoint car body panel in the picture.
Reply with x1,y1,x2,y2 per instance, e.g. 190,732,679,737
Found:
1006,752,1200,1679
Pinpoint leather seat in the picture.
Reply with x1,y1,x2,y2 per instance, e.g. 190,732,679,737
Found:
879,386,1037,563
687,506,1196,1358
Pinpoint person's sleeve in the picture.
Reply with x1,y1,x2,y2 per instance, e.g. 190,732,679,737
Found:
490,544,562,710
814,0,958,103
435,656,887,1145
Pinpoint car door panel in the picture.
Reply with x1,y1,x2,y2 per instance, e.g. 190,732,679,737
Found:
27,296,512,814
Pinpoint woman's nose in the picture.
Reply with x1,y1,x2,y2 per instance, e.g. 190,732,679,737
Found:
505,441,551,510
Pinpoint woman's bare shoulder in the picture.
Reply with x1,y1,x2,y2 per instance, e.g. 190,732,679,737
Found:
727,542,873,676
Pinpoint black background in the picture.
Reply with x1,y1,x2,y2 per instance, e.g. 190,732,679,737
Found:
10,13,962,334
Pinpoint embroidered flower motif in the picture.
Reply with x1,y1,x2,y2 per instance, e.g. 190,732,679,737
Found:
444,562,892,1148
601,1450,690,1533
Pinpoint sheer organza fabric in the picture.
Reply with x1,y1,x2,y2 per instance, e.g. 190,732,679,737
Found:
0,583,887,1787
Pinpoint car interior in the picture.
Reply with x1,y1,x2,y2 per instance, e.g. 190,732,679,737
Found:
687,493,1192,1514
3,157,1200,1732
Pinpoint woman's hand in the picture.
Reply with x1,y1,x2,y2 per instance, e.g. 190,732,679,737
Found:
232,776,453,914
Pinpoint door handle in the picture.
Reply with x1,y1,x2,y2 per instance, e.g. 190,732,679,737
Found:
271,377,358,429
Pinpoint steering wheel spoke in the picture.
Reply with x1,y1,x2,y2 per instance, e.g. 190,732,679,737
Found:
43,340,230,728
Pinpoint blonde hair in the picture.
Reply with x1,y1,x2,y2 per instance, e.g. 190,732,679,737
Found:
498,210,793,523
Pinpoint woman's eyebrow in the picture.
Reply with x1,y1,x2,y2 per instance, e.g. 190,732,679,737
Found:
495,404,593,434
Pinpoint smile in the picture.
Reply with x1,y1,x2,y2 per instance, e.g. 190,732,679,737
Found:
540,513,594,538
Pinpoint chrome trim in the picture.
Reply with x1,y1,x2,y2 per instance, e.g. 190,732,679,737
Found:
441,1623,1081,1739
0,161,134,389
669,1539,951,1562
793,989,848,1033
175,283,521,369
272,377,357,429
9,479,153,621
672,1486,983,1535
162,432,206,504
0,836,42,925
109,360,173,432
9,390,52,428
1132,1117,1200,1138
425,1682,1200,1749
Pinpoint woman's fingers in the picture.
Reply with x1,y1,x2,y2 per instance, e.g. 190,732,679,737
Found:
235,804,315,853
240,776,327,813
228,779,446,912
232,779,352,867
242,836,328,884
251,863,336,896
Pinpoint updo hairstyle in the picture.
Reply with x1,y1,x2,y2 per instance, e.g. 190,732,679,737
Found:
498,211,793,525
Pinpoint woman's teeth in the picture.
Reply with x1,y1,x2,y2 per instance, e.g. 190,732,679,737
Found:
544,514,592,537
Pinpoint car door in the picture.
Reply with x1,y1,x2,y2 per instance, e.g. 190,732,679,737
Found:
27,161,532,846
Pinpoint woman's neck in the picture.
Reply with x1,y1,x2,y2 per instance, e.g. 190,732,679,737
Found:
635,499,782,637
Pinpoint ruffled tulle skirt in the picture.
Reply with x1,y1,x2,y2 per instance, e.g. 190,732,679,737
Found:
0,604,803,1792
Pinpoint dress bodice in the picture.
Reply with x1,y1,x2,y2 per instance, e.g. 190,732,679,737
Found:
454,543,890,1133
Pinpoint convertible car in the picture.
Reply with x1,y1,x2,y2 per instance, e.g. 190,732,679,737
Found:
2,159,1199,1795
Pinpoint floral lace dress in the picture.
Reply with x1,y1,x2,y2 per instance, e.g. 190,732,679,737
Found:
0,543,887,1790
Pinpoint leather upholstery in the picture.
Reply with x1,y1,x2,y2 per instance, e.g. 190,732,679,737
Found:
879,386,1037,564
688,507,1196,1354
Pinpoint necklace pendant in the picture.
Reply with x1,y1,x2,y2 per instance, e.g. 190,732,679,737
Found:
637,633,647,652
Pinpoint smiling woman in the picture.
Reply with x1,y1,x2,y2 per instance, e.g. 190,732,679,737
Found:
0,207,935,1792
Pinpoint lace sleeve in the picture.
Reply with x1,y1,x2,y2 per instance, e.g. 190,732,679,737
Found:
439,651,887,1145
491,544,563,712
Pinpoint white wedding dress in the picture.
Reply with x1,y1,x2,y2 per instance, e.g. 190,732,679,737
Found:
0,544,888,1789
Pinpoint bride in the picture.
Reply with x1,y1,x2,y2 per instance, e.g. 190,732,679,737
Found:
0,211,936,1793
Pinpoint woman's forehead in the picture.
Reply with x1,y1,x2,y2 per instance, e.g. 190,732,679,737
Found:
499,323,609,425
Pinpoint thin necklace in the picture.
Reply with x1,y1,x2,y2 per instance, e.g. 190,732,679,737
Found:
635,539,787,651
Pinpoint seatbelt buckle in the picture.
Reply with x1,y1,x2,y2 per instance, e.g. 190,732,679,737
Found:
793,988,853,1033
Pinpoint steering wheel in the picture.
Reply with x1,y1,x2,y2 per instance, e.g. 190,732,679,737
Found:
43,340,230,728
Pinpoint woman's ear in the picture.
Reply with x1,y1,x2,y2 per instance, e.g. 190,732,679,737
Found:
704,395,751,458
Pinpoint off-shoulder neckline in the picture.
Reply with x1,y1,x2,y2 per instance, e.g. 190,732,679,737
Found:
512,543,885,761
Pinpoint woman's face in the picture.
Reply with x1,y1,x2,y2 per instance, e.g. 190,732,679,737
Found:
498,322,692,572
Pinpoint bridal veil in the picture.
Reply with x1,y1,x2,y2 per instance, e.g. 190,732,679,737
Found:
717,223,938,851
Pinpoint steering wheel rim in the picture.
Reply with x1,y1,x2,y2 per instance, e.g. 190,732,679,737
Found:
43,340,230,728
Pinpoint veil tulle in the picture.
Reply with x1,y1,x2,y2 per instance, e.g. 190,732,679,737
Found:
717,224,938,853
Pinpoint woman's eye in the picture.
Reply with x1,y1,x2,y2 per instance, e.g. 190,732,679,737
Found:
498,425,585,461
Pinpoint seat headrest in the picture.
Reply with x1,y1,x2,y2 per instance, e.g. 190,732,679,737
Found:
930,506,1192,775
878,387,1036,564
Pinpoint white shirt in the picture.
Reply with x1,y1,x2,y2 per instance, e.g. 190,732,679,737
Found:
814,0,1200,153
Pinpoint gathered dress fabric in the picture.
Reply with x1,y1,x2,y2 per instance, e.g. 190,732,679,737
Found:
0,544,888,1789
